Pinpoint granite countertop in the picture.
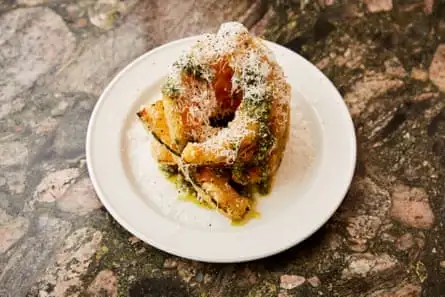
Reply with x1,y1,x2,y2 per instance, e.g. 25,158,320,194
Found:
1,0,444,296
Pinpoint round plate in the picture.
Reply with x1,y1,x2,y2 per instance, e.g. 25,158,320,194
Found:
86,35,356,263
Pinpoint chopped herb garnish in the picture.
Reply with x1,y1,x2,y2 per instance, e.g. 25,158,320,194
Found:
162,76,181,98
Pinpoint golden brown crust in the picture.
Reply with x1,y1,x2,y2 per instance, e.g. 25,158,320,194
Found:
137,100,180,156
150,140,176,165
193,167,251,220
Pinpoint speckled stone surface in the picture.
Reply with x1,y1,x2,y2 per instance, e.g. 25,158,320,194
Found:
0,0,444,296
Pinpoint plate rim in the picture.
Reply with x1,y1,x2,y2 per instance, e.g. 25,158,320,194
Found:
86,35,357,263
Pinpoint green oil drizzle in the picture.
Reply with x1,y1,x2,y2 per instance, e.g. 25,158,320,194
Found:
160,165,262,226
231,209,261,226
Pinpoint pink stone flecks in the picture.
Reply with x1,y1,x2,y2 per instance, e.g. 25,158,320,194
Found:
429,44,445,92
163,258,178,269
413,92,439,102
244,268,258,285
307,276,321,288
342,253,398,279
384,58,407,78
279,275,306,290
316,57,330,70
128,236,141,245
88,270,118,297
344,73,403,117
1,215,72,295
57,178,102,216
36,227,103,296
346,215,382,246
390,184,435,230
395,233,415,251
424,0,434,15
349,242,368,252
36,117,59,135
318,0,335,7
0,210,29,254
32,168,80,206
364,0,393,13
411,68,429,81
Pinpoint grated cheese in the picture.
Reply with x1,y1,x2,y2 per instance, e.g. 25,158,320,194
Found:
161,21,291,169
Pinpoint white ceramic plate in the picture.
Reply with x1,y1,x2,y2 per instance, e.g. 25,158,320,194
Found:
86,35,356,263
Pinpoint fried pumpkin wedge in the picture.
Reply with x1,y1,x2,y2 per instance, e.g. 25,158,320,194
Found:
137,100,180,157
161,95,189,152
181,167,251,220
151,139,176,165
